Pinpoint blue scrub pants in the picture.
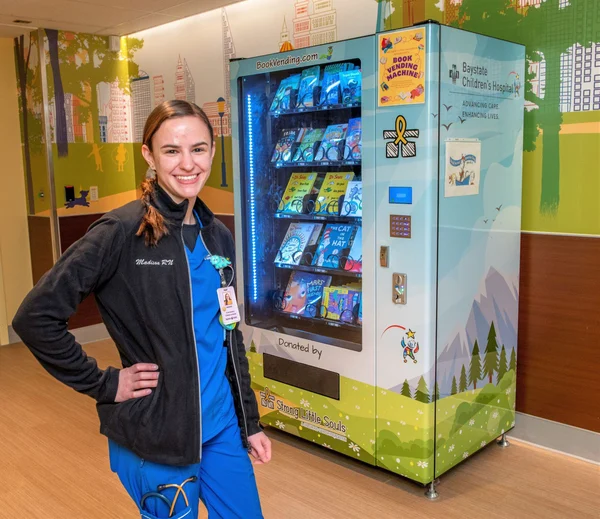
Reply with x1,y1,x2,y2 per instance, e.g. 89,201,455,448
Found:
108,416,263,519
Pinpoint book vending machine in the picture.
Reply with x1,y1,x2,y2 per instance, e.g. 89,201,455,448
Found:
231,22,525,494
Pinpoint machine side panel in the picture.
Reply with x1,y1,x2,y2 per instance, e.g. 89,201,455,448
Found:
434,25,525,478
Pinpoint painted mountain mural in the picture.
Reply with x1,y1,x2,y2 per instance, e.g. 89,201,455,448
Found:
392,267,518,397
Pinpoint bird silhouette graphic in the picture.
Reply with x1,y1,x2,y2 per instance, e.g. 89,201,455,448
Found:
442,123,453,131
443,103,453,111
495,204,502,211
431,113,438,118
484,219,488,223
458,116,466,124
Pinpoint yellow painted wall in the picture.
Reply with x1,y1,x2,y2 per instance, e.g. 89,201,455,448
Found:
0,37,33,341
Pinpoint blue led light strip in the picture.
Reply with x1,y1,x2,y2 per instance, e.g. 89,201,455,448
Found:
246,94,258,302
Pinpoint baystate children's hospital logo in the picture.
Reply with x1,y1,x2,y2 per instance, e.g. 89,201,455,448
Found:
381,325,420,364
449,64,459,84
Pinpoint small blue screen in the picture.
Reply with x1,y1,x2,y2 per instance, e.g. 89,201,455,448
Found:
389,187,413,204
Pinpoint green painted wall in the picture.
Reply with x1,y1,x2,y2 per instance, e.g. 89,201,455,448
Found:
377,0,600,235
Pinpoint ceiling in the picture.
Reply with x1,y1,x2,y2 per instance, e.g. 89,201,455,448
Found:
0,0,245,38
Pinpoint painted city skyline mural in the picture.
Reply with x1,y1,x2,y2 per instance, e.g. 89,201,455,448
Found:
15,0,598,233
377,0,599,234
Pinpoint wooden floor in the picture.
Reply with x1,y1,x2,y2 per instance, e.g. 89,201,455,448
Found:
0,339,598,519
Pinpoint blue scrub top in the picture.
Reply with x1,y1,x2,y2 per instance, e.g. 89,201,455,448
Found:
184,221,236,444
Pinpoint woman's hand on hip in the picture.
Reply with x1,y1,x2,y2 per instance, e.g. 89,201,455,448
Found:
248,432,272,465
115,363,160,403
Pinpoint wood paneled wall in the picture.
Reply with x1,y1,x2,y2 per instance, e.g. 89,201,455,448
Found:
27,216,53,285
517,233,600,432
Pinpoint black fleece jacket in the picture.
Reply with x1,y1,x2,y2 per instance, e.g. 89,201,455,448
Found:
13,183,261,466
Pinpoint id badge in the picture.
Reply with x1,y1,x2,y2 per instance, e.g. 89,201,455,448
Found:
217,286,241,325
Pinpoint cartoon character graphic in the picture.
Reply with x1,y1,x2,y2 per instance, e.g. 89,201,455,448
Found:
87,143,104,172
401,329,420,363
283,278,307,314
313,227,332,264
410,84,424,100
413,32,424,42
381,37,393,53
319,46,334,60
114,143,128,172
381,325,421,364
65,190,90,208
278,234,303,263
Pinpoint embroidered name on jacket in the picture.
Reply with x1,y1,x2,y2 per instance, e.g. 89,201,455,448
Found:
136,259,174,266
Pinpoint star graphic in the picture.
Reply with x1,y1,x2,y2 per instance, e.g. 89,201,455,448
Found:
406,329,416,339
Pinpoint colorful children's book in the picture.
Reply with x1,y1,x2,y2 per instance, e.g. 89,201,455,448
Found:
322,286,362,322
339,69,362,105
276,222,323,265
293,128,325,162
271,128,305,163
270,74,301,112
315,123,348,162
344,117,362,160
347,226,362,273
315,172,355,215
340,180,362,217
322,286,349,321
319,62,352,106
296,66,321,108
277,172,318,214
282,270,332,316
312,223,357,269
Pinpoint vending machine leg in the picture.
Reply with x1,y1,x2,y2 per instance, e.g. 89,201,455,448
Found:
497,433,510,448
424,480,439,500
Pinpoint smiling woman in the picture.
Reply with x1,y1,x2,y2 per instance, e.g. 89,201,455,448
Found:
138,100,217,245
12,99,271,518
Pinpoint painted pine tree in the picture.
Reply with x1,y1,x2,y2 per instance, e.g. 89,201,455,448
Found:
459,365,468,393
497,345,508,383
483,322,499,384
469,340,482,390
510,347,517,372
434,382,440,401
414,376,430,403
401,379,412,398
451,376,458,395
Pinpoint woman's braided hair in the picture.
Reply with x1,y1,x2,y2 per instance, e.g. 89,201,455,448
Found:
137,100,214,247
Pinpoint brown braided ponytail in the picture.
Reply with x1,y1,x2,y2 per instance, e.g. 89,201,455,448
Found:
136,177,168,247
136,100,214,247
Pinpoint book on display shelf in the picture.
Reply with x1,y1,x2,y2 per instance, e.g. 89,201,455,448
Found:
276,222,323,265
281,270,332,316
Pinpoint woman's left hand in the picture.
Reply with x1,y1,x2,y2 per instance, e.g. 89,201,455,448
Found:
248,432,272,465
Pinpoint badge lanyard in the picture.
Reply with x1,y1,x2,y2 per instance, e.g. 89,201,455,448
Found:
193,211,240,331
